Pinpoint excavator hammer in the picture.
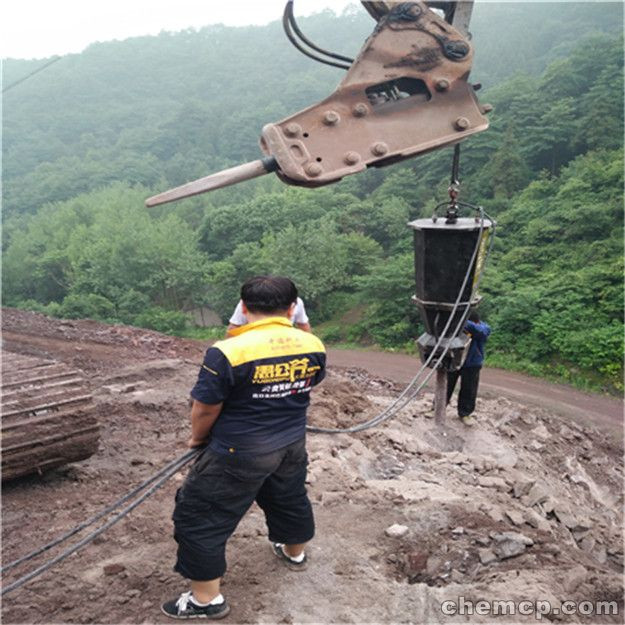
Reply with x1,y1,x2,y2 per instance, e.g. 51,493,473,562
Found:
146,1,488,206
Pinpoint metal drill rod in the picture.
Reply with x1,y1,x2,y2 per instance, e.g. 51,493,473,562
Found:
433,368,448,425
145,157,277,207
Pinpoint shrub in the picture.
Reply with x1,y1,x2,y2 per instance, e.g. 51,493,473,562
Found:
59,293,115,320
133,308,188,334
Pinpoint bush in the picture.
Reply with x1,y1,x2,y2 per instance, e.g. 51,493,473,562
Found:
59,293,116,320
316,324,343,344
133,308,188,334
345,323,367,344
310,291,361,324
14,299,58,316
181,326,227,341
116,289,151,323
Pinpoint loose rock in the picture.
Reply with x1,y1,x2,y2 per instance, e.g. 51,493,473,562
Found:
523,482,549,507
531,423,551,439
483,505,504,523
524,509,551,532
563,564,588,593
103,563,126,576
492,531,533,560
513,478,535,498
594,545,608,564
554,508,578,529
477,476,508,491
385,524,409,538
505,509,525,526
580,535,596,553
478,549,497,565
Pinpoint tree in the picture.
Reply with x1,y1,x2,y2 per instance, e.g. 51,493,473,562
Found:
2,183,210,316
486,128,531,198
354,253,420,347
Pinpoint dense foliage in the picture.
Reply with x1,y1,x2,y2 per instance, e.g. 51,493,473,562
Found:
3,4,623,391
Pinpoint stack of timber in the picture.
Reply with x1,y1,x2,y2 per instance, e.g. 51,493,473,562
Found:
1,351,99,481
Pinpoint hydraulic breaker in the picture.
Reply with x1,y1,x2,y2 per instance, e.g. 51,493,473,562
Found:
146,1,489,207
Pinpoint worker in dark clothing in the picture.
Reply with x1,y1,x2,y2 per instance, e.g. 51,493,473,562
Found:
447,310,491,425
162,276,326,620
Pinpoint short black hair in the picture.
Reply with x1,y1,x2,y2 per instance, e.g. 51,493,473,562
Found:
468,309,481,323
241,276,298,314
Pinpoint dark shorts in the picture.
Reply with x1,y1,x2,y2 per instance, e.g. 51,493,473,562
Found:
173,437,314,581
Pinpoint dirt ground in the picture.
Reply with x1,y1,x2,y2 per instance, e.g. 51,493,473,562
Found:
2,308,623,624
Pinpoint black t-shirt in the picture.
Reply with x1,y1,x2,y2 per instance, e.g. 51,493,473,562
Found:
191,317,326,455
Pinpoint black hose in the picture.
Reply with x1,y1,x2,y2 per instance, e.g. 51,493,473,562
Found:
282,2,351,70
286,1,354,64
1,449,199,596
1,448,199,573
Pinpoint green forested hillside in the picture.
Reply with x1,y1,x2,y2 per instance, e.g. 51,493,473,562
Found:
3,4,623,392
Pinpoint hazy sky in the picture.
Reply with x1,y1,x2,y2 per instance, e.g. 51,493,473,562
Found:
1,0,355,59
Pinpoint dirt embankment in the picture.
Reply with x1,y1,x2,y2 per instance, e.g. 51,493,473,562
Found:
2,308,623,624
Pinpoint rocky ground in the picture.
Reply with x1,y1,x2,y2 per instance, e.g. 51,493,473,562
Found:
1,308,623,624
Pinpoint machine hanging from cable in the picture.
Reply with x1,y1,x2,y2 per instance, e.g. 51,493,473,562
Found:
308,143,495,433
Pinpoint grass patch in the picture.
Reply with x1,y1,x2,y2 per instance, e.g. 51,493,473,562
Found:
177,326,227,341
487,351,621,396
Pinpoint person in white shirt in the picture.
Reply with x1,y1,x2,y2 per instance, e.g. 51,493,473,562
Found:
227,297,312,335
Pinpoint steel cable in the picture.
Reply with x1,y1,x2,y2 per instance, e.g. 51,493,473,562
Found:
1,449,199,596
2,57,62,94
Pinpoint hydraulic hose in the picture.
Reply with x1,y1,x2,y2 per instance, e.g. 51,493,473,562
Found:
1,449,199,596
1,448,200,574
